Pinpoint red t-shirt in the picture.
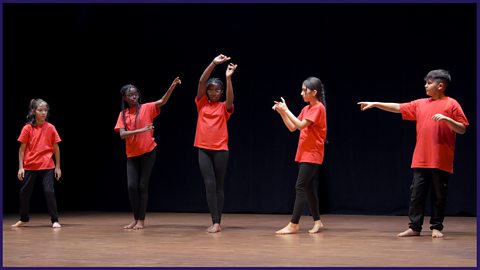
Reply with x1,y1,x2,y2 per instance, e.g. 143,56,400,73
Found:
194,95,233,151
17,122,61,170
400,97,469,173
295,102,327,164
114,102,160,158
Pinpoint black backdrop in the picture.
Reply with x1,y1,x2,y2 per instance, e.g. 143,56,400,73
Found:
3,3,476,217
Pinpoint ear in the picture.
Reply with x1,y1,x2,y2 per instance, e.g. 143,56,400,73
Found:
437,82,446,92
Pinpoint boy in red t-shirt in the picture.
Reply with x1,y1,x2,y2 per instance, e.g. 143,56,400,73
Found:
358,69,469,238
273,77,327,234
13,99,62,228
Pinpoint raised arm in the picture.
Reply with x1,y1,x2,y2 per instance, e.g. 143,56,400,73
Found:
155,76,181,109
357,102,401,113
225,63,237,112
197,54,231,100
273,97,312,132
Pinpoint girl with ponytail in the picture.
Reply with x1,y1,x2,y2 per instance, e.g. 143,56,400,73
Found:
272,76,327,234
13,99,62,228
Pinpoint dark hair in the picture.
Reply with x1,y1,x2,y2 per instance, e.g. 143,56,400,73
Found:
303,77,327,108
26,99,49,126
206,78,224,100
206,78,224,91
120,84,142,131
424,69,451,85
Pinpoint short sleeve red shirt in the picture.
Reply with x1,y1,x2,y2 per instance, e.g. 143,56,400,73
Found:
295,103,327,164
17,122,61,170
400,97,469,173
114,102,160,158
194,95,233,151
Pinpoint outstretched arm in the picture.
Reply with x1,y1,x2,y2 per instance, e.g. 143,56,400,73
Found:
225,63,237,112
357,102,401,113
273,97,312,132
155,76,181,109
197,54,231,100
53,143,61,180
432,114,467,134
119,123,154,139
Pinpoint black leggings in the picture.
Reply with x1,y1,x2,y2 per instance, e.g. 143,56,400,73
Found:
291,162,321,224
126,150,156,220
19,169,59,223
198,148,229,224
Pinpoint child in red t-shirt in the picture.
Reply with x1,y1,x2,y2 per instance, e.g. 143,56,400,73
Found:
195,54,237,233
12,99,62,228
114,77,181,230
358,69,469,238
273,77,327,234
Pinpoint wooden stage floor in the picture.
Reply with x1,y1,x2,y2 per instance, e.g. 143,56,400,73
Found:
2,212,477,267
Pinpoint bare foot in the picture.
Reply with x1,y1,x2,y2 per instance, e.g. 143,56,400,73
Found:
11,221,28,227
397,228,420,237
123,220,137,229
52,222,62,228
276,222,299,234
133,220,144,230
309,220,324,234
207,223,222,233
432,229,444,238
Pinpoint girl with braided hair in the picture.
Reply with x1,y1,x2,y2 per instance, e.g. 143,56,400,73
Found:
114,77,181,230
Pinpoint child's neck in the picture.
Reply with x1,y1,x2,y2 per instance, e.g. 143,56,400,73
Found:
309,99,320,106
431,93,446,100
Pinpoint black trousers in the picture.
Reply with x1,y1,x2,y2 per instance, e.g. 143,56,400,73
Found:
408,168,450,232
126,150,156,220
291,162,321,224
198,148,229,224
19,169,59,223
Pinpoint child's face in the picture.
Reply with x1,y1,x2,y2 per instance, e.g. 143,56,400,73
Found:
206,83,223,102
124,88,139,107
35,103,48,123
301,84,317,103
424,79,443,97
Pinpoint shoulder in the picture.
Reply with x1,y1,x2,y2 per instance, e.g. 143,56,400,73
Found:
45,122,57,129
45,122,59,133
20,124,32,132
143,102,156,108
445,96,460,105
